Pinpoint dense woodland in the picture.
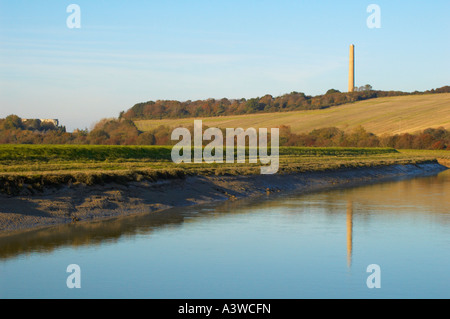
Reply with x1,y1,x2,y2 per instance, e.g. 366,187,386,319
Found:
120,86,450,120
0,114,449,150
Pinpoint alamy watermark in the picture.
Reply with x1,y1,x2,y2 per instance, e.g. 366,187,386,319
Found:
66,4,81,29
171,120,279,174
66,264,81,289
367,4,381,29
366,264,381,288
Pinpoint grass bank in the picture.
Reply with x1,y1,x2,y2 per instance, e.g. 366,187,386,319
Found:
0,144,448,195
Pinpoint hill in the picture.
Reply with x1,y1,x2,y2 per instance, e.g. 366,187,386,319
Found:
134,93,450,136
122,86,450,121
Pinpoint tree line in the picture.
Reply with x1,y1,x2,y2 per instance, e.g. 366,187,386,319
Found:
120,86,450,120
279,125,450,150
1,115,449,150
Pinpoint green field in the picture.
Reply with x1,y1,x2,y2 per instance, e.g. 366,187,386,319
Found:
0,145,174,162
0,144,398,163
1,144,448,195
135,93,450,135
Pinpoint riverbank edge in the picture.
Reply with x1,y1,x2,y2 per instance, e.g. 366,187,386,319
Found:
0,161,447,235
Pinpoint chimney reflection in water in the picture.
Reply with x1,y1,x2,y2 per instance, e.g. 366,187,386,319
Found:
347,200,353,268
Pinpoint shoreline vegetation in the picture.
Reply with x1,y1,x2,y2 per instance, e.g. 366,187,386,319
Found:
0,145,448,235
1,145,448,195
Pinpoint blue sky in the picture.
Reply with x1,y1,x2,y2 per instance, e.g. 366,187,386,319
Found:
0,0,449,131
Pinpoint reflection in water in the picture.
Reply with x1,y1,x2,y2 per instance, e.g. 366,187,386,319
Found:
0,199,259,260
347,200,353,268
1,169,449,298
0,169,449,262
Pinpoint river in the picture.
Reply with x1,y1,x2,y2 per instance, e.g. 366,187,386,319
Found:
1,169,449,299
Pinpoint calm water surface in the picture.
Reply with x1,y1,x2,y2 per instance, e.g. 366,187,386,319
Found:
1,170,449,299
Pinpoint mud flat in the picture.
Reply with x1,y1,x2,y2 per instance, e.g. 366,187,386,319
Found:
0,162,447,235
